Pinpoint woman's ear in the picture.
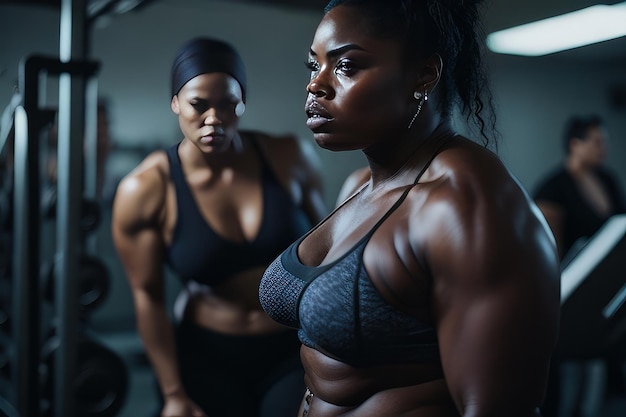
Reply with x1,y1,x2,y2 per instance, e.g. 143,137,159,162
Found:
171,95,180,114
415,53,443,93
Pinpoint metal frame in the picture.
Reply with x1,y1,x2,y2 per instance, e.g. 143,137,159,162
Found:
11,47,99,417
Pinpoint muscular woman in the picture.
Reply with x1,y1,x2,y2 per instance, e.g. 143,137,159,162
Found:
259,1,561,416
112,37,326,417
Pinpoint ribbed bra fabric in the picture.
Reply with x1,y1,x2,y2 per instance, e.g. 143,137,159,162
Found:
259,145,446,366
165,135,312,287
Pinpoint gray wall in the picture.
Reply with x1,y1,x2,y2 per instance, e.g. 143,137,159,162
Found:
1,0,625,329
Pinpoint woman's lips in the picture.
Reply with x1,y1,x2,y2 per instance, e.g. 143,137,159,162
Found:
306,115,333,130
200,129,225,144
305,101,334,131
200,135,215,144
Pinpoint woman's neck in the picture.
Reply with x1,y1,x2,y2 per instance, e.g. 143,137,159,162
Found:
365,118,453,187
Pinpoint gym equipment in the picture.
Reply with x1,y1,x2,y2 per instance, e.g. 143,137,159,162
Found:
5,0,151,414
0,189,11,232
41,254,110,313
40,332,128,417
557,214,626,359
42,188,102,234
0,233,10,279
11,52,100,417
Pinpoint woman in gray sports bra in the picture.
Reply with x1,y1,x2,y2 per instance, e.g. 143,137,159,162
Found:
259,1,561,416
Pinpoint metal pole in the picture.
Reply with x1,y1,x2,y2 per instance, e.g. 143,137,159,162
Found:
55,0,87,415
11,104,40,417
84,78,99,254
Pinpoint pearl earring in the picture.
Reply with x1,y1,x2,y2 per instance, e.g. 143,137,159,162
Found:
235,102,246,117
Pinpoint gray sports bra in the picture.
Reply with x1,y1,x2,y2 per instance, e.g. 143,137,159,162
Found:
259,148,444,366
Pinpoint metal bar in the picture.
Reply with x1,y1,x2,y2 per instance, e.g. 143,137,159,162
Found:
11,104,40,417
84,78,99,254
55,0,87,415
603,283,626,320
83,79,98,201
10,53,98,417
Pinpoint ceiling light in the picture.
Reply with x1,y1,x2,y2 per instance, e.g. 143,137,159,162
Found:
487,2,626,56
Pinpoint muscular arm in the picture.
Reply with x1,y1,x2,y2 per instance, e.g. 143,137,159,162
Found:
287,135,328,224
421,152,560,416
111,158,204,416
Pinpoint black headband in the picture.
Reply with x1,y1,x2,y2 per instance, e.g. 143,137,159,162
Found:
170,37,247,102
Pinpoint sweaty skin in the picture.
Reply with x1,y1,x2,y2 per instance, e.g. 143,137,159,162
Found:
289,5,560,417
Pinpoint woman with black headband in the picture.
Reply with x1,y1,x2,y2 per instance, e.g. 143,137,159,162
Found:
112,37,327,417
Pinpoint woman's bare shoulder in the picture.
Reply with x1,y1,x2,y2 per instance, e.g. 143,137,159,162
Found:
250,130,322,175
251,130,304,156
427,138,525,207
411,137,545,263
113,149,170,226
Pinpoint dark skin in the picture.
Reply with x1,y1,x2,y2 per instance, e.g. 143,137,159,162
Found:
112,73,326,417
295,5,560,416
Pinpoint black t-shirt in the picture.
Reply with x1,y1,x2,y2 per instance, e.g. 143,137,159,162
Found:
533,166,626,259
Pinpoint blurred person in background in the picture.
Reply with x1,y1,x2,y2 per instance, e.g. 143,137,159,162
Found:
534,114,626,417
112,37,326,417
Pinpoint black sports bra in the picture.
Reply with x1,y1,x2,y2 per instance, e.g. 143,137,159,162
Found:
165,134,312,287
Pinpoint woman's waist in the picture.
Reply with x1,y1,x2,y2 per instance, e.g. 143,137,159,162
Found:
302,384,458,417
178,278,286,335
301,346,448,408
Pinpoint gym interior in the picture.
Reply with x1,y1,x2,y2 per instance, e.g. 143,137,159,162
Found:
1,1,625,416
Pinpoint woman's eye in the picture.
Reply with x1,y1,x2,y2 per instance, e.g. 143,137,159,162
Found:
191,101,208,112
305,60,320,72
335,60,357,76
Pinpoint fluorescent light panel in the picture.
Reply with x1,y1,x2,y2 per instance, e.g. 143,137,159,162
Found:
487,2,626,56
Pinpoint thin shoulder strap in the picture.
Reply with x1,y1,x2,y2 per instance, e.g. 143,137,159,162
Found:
165,142,197,205
366,138,453,236
165,142,182,180
293,178,369,245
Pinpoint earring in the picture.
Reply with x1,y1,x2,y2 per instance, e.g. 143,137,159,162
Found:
235,102,245,117
408,89,427,130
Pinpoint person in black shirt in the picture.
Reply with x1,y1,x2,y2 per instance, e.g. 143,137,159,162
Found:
534,114,626,417
534,115,626,262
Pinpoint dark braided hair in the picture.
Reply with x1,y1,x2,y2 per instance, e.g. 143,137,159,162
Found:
324,0,498,148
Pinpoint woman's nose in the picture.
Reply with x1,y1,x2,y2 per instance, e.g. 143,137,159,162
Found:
203,107,220,125
306,73,332,99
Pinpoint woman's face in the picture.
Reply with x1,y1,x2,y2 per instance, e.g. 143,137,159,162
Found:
172,72,243,153
305,5,414,152
573,125,608,167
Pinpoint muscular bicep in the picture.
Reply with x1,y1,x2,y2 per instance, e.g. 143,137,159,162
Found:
425,184,560,416
294,137,328,223
111,174,167,302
